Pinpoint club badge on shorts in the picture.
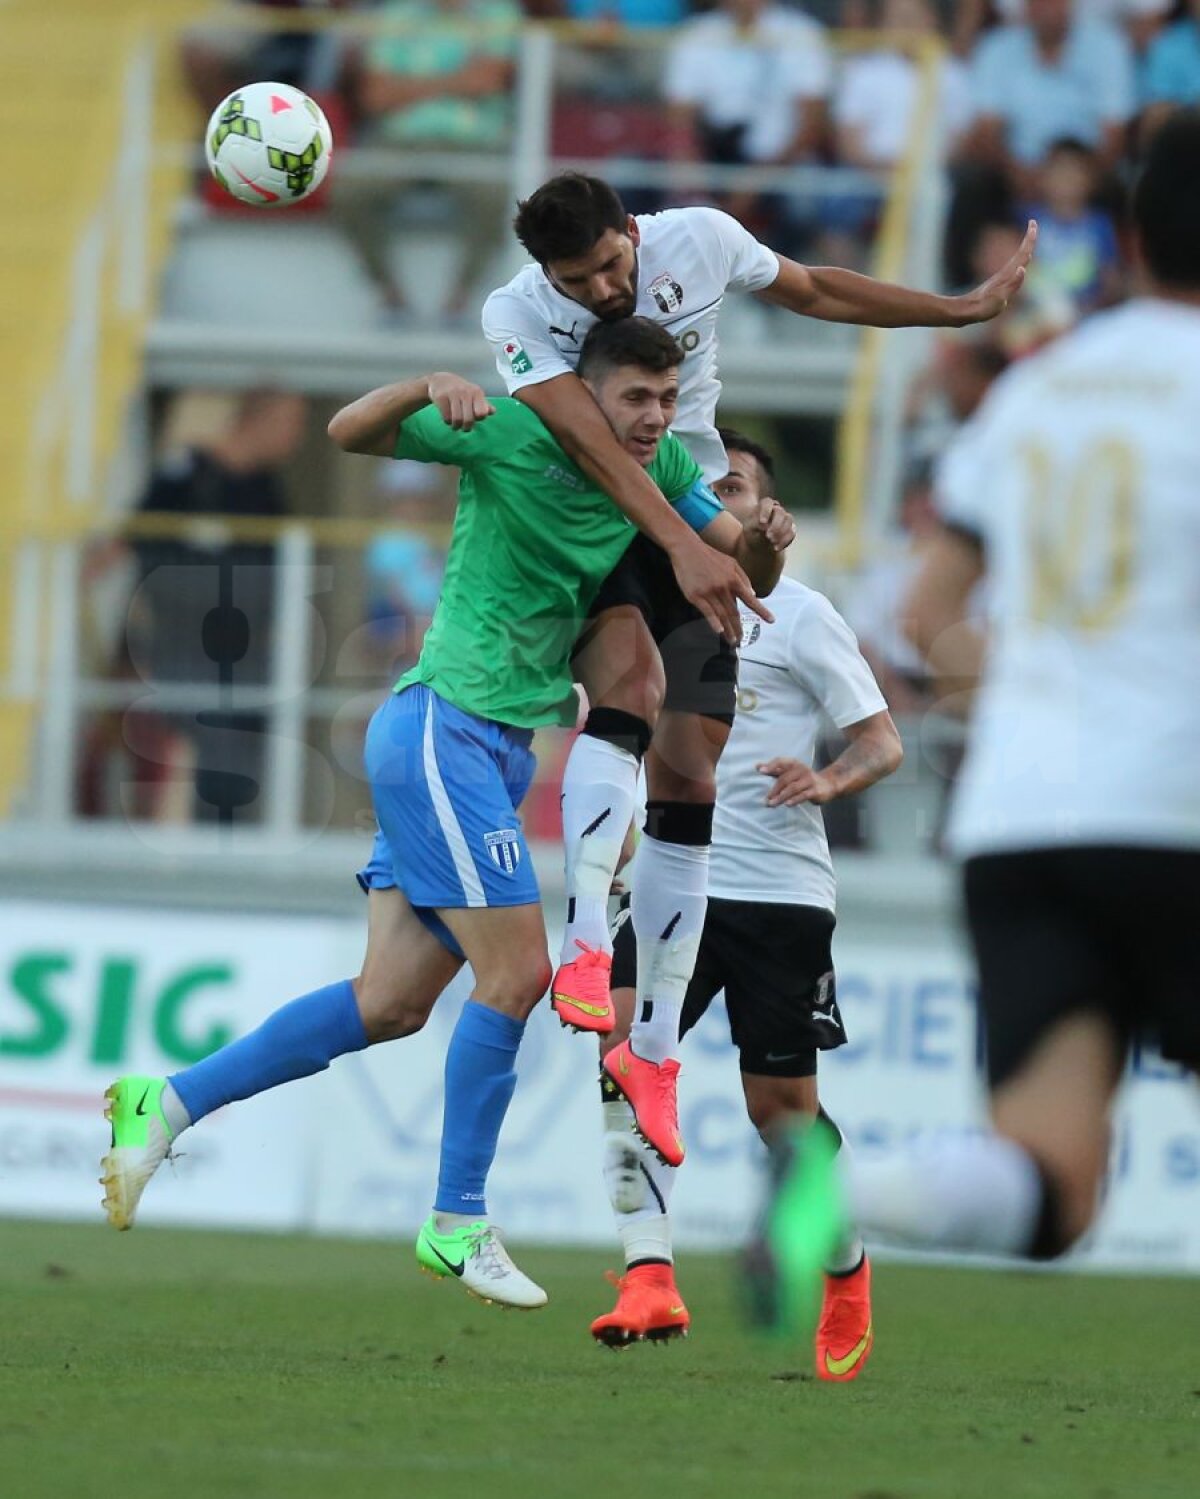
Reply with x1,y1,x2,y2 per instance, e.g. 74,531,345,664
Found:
484,828,522,875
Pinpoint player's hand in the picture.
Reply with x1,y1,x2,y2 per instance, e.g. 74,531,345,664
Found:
742,497,796,554
757,757,837,807
954,219,1037,324
427,373,495,431
669,535,773,644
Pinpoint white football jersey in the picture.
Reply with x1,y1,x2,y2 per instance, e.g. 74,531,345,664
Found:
482,207,780,481
938,298,1200,856
708,578,887,911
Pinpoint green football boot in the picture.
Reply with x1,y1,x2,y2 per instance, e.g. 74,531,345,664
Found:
100,1076,175,1230
741,1116,846,1337
416,1215,547,1309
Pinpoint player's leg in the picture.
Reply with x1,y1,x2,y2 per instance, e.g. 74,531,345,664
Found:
747,852,1132,1335
707,899,870,1377
603,692,732,1166
552,593,662,1033
385,685,550,1308
590,901,721,1347
415,900,552,1309
100,884,460,1230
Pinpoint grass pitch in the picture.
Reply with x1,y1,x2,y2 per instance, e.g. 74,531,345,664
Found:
0,1221,1196,1499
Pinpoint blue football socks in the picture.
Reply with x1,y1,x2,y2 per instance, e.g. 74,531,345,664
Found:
168,978,367,1125
434,1000,525,1217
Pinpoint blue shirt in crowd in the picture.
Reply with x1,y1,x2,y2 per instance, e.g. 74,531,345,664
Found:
566,0,684,23
1143,20,1200,107
971,19,1135,163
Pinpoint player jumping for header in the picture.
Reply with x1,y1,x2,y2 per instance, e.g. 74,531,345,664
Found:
482,173,1034,1167
100,317,790,1310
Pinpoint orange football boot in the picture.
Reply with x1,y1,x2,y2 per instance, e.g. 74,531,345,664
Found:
591,1264,690,1349
551,941,615,1033
815,1253,873,1382
601,1040,684,1166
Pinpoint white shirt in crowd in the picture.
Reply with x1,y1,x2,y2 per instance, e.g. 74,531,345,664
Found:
835,50,971,166
662,5,833,163
708,577,887,913
937,298,1200,857
482,207,780,482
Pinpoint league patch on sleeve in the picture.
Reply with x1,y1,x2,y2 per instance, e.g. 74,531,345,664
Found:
503,340,533,374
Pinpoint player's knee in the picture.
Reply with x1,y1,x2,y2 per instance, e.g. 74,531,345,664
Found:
473,953,553,1018
583,707,654,763
593,670,664,729
352,972,432,1043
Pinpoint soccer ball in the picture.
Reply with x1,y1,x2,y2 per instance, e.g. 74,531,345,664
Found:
205,81,333,208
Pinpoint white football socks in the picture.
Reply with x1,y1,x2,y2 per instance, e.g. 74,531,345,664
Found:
601,1096,676,1266
559,734,640,964
160,1081,192,1138
629,834,709,1064
848,1133,1046,1257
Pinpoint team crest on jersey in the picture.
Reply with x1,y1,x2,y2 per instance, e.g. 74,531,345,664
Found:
648,273,684,314
743,620,761,647
503,340,533,374
484,828,522,875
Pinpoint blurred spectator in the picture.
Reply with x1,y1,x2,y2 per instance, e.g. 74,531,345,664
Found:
182,0,351,117
1143,1,1200,128
1021,137,1124,314
945,0,1135,283
361,460,448,676
339,0,519,321
663,0,832,253
86,391,308,825
966,0,1136,188
529,0,685,21
835,1,971,174
905,333,1012,460
842,458,943,716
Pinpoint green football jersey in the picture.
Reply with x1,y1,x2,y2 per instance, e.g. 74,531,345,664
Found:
392,398,718,728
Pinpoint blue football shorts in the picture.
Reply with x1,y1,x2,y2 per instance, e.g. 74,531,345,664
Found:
357,683,540,955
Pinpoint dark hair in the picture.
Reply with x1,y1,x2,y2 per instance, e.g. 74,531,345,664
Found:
513,172,628,264
578,317,684,383
1134,109,1200,291
717,426,776,485
1044,136,1094,163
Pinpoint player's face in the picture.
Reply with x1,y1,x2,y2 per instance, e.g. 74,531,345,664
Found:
712,449,766,522
588,364,679,466
545,221,640,321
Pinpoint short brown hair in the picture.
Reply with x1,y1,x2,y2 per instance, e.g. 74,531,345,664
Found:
577,317,684,383
513,173,628,264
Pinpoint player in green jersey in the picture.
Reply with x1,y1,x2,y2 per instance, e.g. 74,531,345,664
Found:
100,318,792,1310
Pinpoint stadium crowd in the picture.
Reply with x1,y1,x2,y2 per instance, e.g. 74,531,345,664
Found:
79,0,1200,825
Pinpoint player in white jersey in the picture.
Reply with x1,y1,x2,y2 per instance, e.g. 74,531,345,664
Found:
482,173,1033,1166
753,113,1200,1328
590,432,902,1379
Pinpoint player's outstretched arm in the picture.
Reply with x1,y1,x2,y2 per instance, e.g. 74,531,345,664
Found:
517,374,771,641
759,221,1037,329
328,374,495,456
758,710,903,807
700,497,795,597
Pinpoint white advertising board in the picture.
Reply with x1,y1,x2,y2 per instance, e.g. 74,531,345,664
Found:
2,900,1196,1272
0,900,344,1231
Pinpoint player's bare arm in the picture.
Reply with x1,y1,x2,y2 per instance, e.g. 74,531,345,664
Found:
516,373,769,642
903,525,988,711
699,496,794,596
759,221,1037,328
757,709,903,807
328,374,495,456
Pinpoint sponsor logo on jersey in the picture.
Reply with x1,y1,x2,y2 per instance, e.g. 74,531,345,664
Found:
484,828,523,874
503,340,533,374
548,320,581,345
649,273,684,314
543,462,586,491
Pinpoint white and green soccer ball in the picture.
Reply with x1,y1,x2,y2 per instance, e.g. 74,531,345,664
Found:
205,81,333,207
